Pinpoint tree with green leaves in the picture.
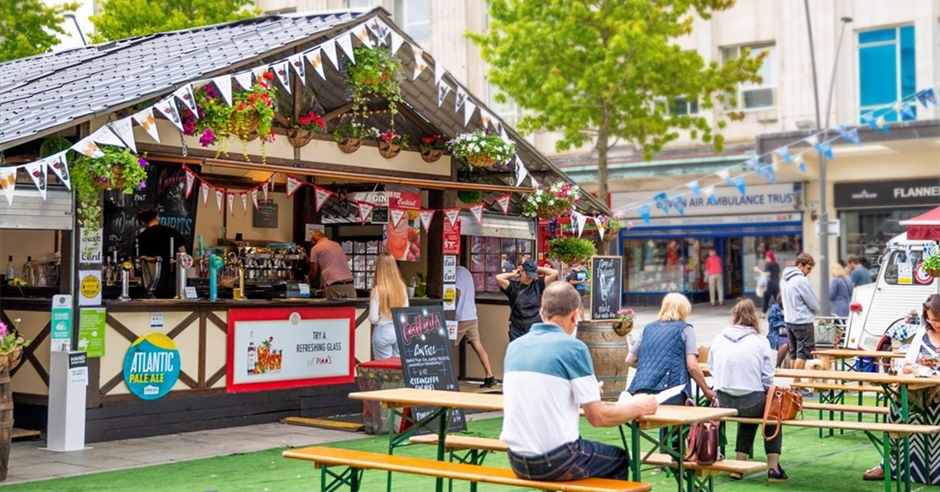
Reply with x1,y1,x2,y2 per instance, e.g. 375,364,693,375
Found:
0,0,79,62
90,0,259,43
468,0,767,205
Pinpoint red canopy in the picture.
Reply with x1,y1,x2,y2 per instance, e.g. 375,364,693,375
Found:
901,206,940,241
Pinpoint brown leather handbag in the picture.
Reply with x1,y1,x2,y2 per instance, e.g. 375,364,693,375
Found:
685,399,721,465
762,385,803,441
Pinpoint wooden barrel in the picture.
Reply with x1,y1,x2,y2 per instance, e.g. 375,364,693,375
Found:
576,321,631,400
0,351,14,483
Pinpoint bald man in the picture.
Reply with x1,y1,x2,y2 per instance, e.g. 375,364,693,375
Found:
308,230,356,299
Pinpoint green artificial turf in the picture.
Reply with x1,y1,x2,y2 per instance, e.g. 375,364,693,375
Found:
4,414,939,492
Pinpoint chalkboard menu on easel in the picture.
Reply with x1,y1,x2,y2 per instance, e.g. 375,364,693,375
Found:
392,306,467,433
103,162,199,260
590,256,623,320
253,200,278,228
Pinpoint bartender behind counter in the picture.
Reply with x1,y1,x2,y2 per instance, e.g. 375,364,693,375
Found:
136,207,187,298
309,230,357,299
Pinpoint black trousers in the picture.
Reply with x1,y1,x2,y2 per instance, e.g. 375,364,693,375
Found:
717,390,782,456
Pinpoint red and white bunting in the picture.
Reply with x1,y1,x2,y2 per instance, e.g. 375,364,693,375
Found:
357,201,375,224
251,189,260,210
314,186,333,212
215,188,224,214
173,84,198,117
227,192,235,216
184,169,196,198
437,82,451,108
24,160,47,200
0,167,16,206
469,203,484,225
72,136,103,158
240,192,248,214
110,117,137,153
201,182,210,207
211,75,233,106
262,179,270,201
455,86,468,112
418,210,435,232
390,208,406,227
305,48,326,80
233,72,253,91
443,208,461,227
286,174,303,198
337,32,356,62
132,107,161,143
155,97,184,132
45,151,70,190
495,194,511,215
412,45,427,80
90,125,126,148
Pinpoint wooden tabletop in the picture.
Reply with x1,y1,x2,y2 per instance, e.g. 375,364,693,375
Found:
813,349,906,359
773,368,940,386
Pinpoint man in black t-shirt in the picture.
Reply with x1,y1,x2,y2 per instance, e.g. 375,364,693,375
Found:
496,259,559,341
136,207,187,298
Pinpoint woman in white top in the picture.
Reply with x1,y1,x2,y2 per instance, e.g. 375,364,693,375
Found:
369,252,409,360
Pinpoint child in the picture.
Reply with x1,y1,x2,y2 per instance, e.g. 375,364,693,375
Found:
767,293,789,368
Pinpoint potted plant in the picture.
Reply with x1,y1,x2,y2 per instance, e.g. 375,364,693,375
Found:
419,134,447,163
332,120,377,154
923,253,940,278
448,129,515,168
614,308,637,336
287,110,326,148
188,73,277,163
377,129,409,159
0,319,30,482
457,190,483,205
70,147,148,233
523,182,581,219
546,236,596,265
343,46,404,115
39,135,72,158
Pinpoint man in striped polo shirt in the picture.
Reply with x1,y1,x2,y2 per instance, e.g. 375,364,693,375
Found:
500,282,657,481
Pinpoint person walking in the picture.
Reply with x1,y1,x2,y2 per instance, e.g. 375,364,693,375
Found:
709,299,788,483
368,253,409,360
845,254,872,287
829,264,854,318
500,282,657,482
455,265,497,388
565,260,589,321
706,250,724,306
781,252,820,394
757,250,781,317
496,259,558,341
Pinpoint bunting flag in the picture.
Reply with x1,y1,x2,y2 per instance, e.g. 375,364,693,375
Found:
110,117,136,153
72,137,104,158
390,31,405,54
463,100,477,127
285,174,303,198
862,112,878,132
816,141,834,160
337,33,356,61
732,175,746,196
876,115,889,134
132,107,161,143
390,208,406,227
574,212,588,237
495,194,511,215
845,128,862,145
351,25,373,49
638,204,651,225
272,61,291,93
479,109,493,128
702,186,718,205
774,147,793,165
23,161,47,200
469,203,484,225
418,210,434,232
357,201,374,224
155,97,183,131
596,223,605,241
240,192,248,214
744,158,760,171
793,154,807,173
758,165,776,184
894,101,916,120
251,188,260,210
173,84,198,117
686,181,701,198
412,45,427,80
434,63,446,85
805,135,818,147
366,18,390,44
455,86,468,112
211,75,233,106
515,156,528,187
233,72,253,91
669,196,686,217
90,125,126,148
45,152,70,190
313,186,333,212
227,192,235,215
716,169,731,185
262,178,270,201
288,54,306,85
443,208,460,227
201,182,210,206
0,168,16,206
321,39,339,70
437,82,451,107
653,192,669,214
529,174,540,188
916,88,937,107
215,188,224,214
184,169,196,198
252,66,268,83
305,48,326,80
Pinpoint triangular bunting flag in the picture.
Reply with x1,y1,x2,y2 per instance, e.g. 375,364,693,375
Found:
357,201,374,224
132,107,160,143
201,182,210,207
366,18,389,44
227,192,235,216
155,97,184,132
321,39,339,69
110,117,137,153
337,33,355,62
686,181,700,198
469,203,484,225
390,31,405,54
732,176,746,196
716,169,731,185
833,124,849,139
251,188,260,210
894,101,916,120
916,88,937,107
24,160,48,200
305,48,326,80
574,212,588,237
597,224,605,241
653,192,669,214
288,54,306,85
758,165,776,184
861,112,878,132
845,129,861,146
286,174,303,198
212,75,233,106
793,154,806,173
876,115,889,134
775,147,793,164
263,179,270,201
72,136,103,158
702,186,718,205
252,66,268,83
479,109,493,128
495,194,511,215
234,72,253,91
184,169,196,198
638,205,651,225
390,208,406,228
314,186,333,212
515,157,528,187
0,167,16,206
418,210,434,232
173,84,198,117
46,152,70,190
805,135,819,146
215,188,224,214
437,82,451,107
240,192,248,214
434,63,446,85
463,100,477,127
351,25,373,48
90,124,126,148
444,208,460,227
272,61,291,94
816,141,834,160
455,86,468,112
412,45,427,80
669,196,686,217
744,158,760,171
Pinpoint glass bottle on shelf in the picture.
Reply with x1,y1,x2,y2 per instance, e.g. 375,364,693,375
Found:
247,331,257,376
5,256,14,284
23,256,34,286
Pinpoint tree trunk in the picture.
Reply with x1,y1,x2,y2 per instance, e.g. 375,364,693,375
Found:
596,106,611,254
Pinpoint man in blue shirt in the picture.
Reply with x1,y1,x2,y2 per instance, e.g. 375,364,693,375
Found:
845,254,872,286
565,261,589,321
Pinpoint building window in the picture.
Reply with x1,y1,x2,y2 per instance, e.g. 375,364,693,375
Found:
394,0,431,41
346,0,372,8
656,97,699,116
722,44,776,110
487,81,521,127
469,237,532,293
858,26,916,122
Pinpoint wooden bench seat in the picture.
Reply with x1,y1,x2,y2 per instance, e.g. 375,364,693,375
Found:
642,453,765,477
791,382,885,393
803,402,889,415
408,434,509,452
283,446,651,492
722,417,940,436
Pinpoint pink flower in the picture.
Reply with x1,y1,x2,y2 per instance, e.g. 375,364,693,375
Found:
0,322,7,337
199,129,216,147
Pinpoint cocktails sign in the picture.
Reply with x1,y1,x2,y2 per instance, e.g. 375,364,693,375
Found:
123,332,180,400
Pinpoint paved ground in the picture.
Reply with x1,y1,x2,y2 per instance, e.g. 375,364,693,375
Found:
627,301,762,348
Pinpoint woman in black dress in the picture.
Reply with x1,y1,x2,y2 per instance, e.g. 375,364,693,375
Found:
760,250,780,317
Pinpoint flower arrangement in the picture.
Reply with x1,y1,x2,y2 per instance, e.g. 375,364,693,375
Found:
546,236,596,264
0,320,30,358
287,110,326,148
332,119,378,153
419,134,447,163
187,73,278,162
457,190,483,205
923,253,940,277
70,147,149,233
523,182,581,219
343,46,404,115
617,308,637,324
448,129,515,168
377,128,409,159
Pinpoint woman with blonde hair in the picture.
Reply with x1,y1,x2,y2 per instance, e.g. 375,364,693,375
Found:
369,252,409,359
829,263,853,318
626,293,715,404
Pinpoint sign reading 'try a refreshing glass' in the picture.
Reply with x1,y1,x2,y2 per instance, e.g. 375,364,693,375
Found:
122,333,180,400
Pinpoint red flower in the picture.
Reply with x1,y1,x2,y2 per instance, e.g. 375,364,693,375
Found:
237,103,245,111
262,72,274,81
259,81,268,89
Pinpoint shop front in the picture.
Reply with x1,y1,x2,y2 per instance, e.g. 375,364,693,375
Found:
611,183,805,306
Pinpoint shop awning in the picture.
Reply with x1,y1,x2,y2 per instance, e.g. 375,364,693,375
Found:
900,206,940,241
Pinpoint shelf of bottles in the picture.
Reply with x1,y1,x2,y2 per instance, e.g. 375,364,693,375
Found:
4,254,61,287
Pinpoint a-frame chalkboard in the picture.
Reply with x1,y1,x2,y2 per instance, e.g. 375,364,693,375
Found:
590,256,623,320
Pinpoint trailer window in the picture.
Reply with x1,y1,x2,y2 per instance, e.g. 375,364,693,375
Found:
883,250,923,285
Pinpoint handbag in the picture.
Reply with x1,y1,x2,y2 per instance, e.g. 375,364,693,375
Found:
761,385,803,441
684,399,721,465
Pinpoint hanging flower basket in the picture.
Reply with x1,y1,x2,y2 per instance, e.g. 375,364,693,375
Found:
419,134,447,163
536,203,572,219
338,137,362,154
286,129,313,148
343,46,404,115
467,155,497,168
927,268,940,278
333,120,377,155
287,111,325,148
523,182,581,219
1,346,22,373
377,129,408,159
923,254,940,278
71,147,149,232
421,149,443,163
612,320,634,337
230,112,260,140
378,141,403,159
448,129,515,170
93,165,127,191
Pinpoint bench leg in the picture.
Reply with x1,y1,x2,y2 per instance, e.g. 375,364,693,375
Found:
320,465,364,492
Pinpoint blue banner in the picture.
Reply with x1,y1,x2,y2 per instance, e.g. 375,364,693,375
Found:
793,155,807,173
702,186,718,205
916,88,937,107
896,101,916,120
653,192,670,214
669,196,686,217
816,141,834,160
844,128,861,145
862,112,878,132
774,147,793,165
732,175,746,196
744,158,760,171
758,165,776,184
638,204,651,224
686,181,701,198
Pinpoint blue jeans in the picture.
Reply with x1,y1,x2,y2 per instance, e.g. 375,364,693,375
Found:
508,438,628,481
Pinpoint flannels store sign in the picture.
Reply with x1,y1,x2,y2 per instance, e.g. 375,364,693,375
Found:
835,178,940,209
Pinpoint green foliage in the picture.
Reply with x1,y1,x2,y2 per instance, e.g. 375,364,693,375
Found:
332,119,378,142
457,190,483,205
89,0,258,42
0,320,30,356
70,147,148,233
522,182,580,218
342,46,404,115
39,136,73,158
923,254,940,272
468,0,766,201
0,0,79,62
189,74,277,162
546,236,596,264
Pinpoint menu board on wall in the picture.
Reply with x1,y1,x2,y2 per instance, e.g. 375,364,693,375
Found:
103,162,199,260
590,256,623,320
253,200,278,228
392,306,467,433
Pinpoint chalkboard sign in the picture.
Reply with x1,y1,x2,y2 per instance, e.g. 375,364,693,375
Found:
253,200,278,228
370,206,389,224
103,162,199,260
590,256,623,320
392,306,467,433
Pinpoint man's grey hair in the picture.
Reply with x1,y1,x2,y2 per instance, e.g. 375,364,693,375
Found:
541,282,581,320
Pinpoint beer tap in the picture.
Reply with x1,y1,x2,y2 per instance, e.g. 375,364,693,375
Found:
117,261,132,302
175,251,194,299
